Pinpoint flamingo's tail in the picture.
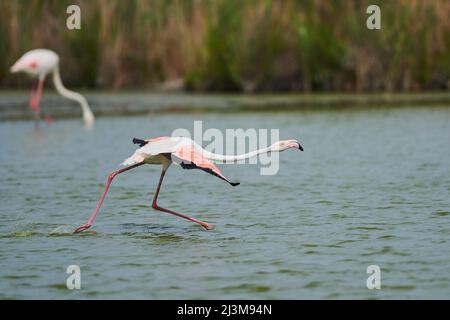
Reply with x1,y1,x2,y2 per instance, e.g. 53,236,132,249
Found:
122,152,145,166
122,138,150,166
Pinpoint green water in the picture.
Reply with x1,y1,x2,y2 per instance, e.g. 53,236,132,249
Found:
0,107,449,299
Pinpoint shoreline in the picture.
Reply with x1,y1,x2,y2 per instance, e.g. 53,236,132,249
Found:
0,91,449,121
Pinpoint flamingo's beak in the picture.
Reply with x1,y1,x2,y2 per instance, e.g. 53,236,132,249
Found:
10,64,19,73
298,143,304,151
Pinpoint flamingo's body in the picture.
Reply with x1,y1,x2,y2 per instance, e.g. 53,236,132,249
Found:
10,49,95,127
75,136,303,233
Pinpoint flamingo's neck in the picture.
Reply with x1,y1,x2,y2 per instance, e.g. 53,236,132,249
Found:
203,146,273,163
52,67,95,127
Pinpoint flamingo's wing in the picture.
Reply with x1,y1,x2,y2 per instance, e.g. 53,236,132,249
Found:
172,145,239,187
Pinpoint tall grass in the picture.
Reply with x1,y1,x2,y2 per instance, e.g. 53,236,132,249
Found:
0,0,448,92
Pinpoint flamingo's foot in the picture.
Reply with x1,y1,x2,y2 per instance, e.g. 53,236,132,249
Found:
202,223,214,231
74,223,92,233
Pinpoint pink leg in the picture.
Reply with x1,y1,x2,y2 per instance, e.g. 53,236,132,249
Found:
29,79,44,121
74,163,144,233
151,168,214,230
29,80,36,110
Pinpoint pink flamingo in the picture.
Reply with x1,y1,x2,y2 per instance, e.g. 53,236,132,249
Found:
74,136,303,233
10,49,95,127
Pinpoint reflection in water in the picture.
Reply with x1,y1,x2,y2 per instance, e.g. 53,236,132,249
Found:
32,122,44,139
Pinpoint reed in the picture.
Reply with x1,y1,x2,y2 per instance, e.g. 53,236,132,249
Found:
0,0,448,92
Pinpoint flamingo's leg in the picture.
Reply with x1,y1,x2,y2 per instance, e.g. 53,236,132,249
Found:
74,162,144,233
151,168,214,230
29,80,38,121
30,79,44,121
29,80,36,110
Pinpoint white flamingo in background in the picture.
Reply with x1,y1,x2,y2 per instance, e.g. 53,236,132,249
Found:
74,136,303,233
10,49,95,127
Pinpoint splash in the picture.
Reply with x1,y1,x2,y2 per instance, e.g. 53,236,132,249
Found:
49,225,74,236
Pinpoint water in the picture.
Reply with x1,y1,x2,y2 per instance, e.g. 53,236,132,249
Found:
0,107,449,299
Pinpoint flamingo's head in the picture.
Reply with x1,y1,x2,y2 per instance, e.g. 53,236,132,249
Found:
271,139,303,152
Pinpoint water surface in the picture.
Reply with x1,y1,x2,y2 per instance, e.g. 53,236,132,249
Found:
0,107,449,299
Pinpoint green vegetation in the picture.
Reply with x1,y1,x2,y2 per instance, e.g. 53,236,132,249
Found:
0,0,449,92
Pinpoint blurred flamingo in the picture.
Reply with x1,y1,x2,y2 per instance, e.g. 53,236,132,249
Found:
10,49,95,127
74,136,303,233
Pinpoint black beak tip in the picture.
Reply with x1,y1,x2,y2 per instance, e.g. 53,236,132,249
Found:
298,144,304,151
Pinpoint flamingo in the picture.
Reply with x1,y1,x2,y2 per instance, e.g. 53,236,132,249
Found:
10,48,95,127
74,136,303,233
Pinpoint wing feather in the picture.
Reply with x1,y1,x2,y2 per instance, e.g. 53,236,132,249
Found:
173,145,239,186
